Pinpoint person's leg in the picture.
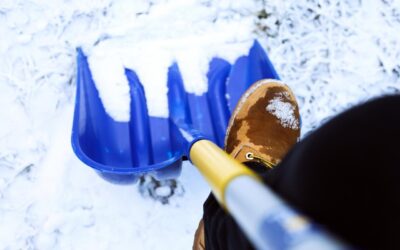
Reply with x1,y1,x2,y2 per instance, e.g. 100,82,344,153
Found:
263,95,400,249
201,94,400,250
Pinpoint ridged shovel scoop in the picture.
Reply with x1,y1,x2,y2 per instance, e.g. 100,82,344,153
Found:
71,40,277,183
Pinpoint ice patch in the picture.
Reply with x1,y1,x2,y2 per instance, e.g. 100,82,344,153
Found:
266,94,299,129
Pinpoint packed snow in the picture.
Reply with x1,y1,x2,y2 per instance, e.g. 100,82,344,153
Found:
86,3,255,118
88,52,131,121
0,0,399,249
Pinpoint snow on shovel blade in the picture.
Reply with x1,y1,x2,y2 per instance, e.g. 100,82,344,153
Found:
71,40,279,184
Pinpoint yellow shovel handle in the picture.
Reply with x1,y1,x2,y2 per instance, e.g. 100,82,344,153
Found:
189,139,260,207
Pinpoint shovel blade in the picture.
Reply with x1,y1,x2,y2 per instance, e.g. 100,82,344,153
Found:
71,40,279,183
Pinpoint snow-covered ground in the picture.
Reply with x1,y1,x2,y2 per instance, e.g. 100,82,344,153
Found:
0,0,399,249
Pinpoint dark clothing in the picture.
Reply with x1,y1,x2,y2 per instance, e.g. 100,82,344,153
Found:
203,95,400,250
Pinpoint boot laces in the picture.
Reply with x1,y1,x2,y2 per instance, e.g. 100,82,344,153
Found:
245,152,275,169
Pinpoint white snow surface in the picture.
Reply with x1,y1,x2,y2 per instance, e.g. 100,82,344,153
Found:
0,0,399,249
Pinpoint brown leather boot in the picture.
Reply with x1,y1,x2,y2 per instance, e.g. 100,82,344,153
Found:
225,79,301,167
192,219,205,250
192,80,300,249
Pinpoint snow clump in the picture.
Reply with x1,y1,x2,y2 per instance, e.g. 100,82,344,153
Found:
266,93,299,129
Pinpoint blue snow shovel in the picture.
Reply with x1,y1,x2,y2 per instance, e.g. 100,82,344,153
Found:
71,41,346,249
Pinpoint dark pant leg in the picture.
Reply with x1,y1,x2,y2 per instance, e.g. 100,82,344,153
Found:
203,95,400,250
264,95,400,249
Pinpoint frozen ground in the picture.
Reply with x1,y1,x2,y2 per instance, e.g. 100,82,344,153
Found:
0,0,399,249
